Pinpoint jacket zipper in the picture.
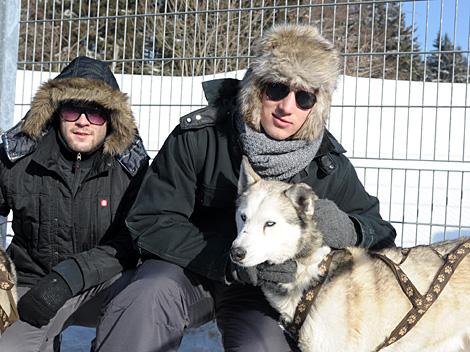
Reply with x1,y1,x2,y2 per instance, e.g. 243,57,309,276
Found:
72,152,82,196
73,152,82,173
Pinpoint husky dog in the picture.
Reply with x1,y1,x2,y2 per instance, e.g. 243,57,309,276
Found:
231,158,470,352
0,246,17,335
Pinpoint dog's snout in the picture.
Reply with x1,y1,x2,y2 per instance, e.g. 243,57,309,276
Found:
230,246,246,263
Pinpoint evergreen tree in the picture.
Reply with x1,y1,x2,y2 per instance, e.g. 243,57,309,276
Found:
426,32,468,83
337,1,423,80
18,0,425,81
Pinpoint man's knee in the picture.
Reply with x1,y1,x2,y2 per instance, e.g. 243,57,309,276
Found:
104,260,193,315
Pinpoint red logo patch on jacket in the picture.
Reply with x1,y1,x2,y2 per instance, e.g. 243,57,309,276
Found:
100,199,108,207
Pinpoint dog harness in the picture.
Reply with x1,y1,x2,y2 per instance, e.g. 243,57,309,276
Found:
282,238,470,350
281,253,334,341
0,255,18,333
371,238,470,351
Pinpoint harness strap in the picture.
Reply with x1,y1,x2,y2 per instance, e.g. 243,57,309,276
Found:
372,238,470,351
370,252,424,306
281,252,333,341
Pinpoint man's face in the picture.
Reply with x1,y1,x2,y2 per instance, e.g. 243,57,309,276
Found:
58,106,108,153
259,83,315,140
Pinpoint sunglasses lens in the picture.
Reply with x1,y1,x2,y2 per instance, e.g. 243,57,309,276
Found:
265,83,290,101
86,112,107,125
295,91,317,110
60,108,80,122
265,83,316,110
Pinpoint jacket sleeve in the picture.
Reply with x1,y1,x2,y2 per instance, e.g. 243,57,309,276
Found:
53,161,148,294
126,127,231,282
0,181,9,218
331,155,396,250
0,152,10,218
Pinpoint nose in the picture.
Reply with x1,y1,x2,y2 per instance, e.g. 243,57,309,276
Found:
230,246,246,263
277,91,297,114
76,113,90,125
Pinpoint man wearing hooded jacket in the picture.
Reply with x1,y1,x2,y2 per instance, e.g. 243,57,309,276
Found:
93,25,396,352
0,56,149,351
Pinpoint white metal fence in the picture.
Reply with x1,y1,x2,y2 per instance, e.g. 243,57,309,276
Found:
4,0,470,246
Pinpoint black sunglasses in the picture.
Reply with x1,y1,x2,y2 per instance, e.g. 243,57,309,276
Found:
264,82,317,110
59,106,108,126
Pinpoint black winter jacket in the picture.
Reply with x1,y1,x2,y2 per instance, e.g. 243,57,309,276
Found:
1,57,149,293
127,78,396,283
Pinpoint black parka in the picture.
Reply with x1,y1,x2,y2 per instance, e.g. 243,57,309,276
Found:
127,78,396,283
1,57,149,293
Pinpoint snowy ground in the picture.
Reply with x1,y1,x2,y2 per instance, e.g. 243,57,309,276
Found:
61,321,222,351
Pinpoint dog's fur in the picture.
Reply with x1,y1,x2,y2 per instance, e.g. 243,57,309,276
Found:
0,246,17,335
231,158,470,352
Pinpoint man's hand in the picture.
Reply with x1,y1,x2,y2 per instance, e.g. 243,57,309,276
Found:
229,260,297,295
17,272,73,328
313,199,357,249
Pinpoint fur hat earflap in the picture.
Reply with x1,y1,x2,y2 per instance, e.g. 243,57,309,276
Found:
239,25,340,140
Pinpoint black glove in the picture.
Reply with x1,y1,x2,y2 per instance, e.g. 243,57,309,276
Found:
18,272,73,328
313,199,357,249
229,260,297,295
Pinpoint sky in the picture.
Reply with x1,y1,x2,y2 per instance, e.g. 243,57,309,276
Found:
403,0,469,54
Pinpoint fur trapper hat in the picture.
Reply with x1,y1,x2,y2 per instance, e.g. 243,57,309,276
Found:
238,25,340,140
21,56,137,156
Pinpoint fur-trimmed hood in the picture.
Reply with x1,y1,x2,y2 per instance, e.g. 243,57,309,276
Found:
13,56,138,157
238,25,340,140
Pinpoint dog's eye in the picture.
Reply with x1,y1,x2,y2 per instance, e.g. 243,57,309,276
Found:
264,221,276,227
240,214,246,222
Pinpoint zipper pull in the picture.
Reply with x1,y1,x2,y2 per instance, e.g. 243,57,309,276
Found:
73,152,82,173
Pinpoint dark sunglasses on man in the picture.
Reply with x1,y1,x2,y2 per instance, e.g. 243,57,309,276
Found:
264,82,317,110
59,105,109,126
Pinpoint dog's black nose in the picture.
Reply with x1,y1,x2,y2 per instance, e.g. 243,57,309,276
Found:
230,247,246,262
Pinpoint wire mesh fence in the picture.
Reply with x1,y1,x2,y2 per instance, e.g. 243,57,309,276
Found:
8,0,470,245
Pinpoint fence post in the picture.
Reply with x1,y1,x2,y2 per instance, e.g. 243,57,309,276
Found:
0,0,20,248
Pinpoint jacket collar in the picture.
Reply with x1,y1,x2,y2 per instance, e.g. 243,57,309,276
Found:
316,129,346,156
31,130,109,178
202,78,240,106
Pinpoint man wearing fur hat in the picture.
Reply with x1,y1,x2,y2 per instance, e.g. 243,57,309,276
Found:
0,56,149,351
93,25,396,351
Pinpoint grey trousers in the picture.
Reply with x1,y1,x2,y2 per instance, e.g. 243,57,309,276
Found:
92,260,293,352
0,271,133,352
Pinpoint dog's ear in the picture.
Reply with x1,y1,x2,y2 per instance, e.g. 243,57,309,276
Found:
238,156,261,195
284,183,317,217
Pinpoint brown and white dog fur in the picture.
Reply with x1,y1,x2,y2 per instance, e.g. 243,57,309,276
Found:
231,158,470,352
0,246,17,335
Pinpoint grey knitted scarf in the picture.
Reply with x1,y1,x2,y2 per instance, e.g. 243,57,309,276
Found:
235,113,323,180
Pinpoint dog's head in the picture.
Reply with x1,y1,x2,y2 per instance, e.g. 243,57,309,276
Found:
230,157,323,267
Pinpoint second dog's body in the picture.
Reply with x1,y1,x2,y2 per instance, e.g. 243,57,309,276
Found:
231,159,470,352
0,247,17,335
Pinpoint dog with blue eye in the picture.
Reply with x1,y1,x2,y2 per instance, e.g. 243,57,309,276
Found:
0,247,18,335
231,157,470,352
